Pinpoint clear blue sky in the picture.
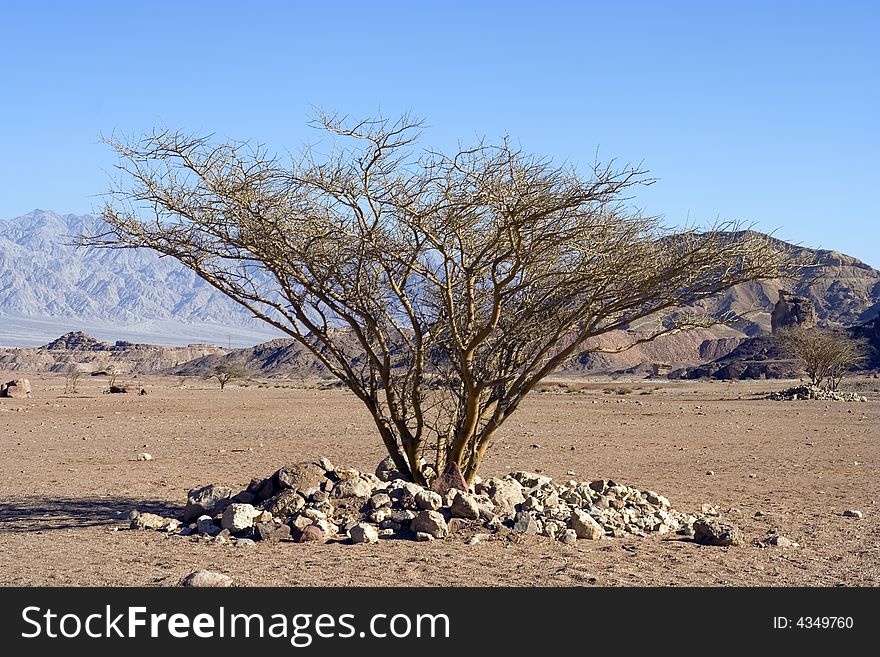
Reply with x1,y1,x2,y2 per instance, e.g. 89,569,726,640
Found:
1,1,877,266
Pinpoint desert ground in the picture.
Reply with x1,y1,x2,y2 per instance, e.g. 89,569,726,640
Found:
0,373,877,587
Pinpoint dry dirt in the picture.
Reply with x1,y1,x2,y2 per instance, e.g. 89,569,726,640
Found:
1,373,877,587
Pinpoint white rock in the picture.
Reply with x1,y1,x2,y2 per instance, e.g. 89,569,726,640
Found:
221,503,258,532
179,570,233,587
348,522,380,544
571,509,604,540
136,452,153,461
415,489,443,511
411,510,449,539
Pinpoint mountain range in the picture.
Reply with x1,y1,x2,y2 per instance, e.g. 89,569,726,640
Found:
1,210,878,376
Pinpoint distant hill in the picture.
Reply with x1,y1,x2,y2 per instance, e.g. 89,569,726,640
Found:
0,210,282,347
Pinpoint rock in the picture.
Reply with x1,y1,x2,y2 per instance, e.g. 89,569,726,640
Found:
415,532,434,542
588,479,609,493
509,471,552,488
450,491,480,520
348,523,380,544
521,495,543,513
0,378,32,399
220,503,259,533
367,507,392,523
843,509,863,519
130,513,174,530
254,510,274,524
570,510,604,540
411,510,449,539
771,290,817,334
297,525,326,543
235,538,256,548
560,529,578,545
415,489,443,511
693,518,743,546
390,509,417,523
276,462,327,493
332,477,373,498
184,484,234,523
316,456,335,472
136,452,153,461
233,491,256,505
196,515,220,536
332,467,360,480
179,570,233,587
376,456,405,482
369,493,392,509
768,534,795,548
482,477,525,515
256,522,291,542
512,511,541,534
431,461,469,496
263,489,305,518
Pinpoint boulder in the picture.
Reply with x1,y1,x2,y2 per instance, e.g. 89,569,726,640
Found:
276,462,327,493
256,522,291,542
263,489,306,518
297,525,326,543
184,484,234,522
481,477,525,515
570,510,604,540
0,379,31,399
450,491,480,520
221,503,259,533
411,510,449,539
693,518,743,546
332,477,373,498
376,456,405,482
415,489,443,511
348,522,380,544
179,570,233,587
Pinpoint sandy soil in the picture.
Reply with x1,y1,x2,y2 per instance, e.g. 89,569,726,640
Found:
1,373,877,587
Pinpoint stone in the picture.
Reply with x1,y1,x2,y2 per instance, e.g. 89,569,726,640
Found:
184,484,234,523
263,489,305,517
771,290,817,334
221,503,258,533
235,538,256,548
0,379,32,399
276,462,327,492
297,525,325,543
196,515,220,536
256,522,291,542
509,471,552,488
570,509,604,540
179,570,233,587
290,515,313,531
411,510,449,539
390,508,417,523
367,507,392,523
348,522,380,544
482,477,525,515
415,489,443,511
431,461,469,496
332,477,373,498
376,456,405,482
136,452,153,461
332,467,360,480
521,495,543,513
560,529,578,545
450,491,480,520
512,511,540,534
369,493,392,509
466,534,488,545
414,532,434,542
130,512,172,530
316,456,335,472
233,491,256,505
768,534,795,548
693,518,743,546
254,510,274,524
843,509,863,518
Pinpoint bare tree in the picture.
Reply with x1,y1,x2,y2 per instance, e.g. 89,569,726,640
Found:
63,367,82,394
208,364,248,391
779,326,866,389
88,113,789,487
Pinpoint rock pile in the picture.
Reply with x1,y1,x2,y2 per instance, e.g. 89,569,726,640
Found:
129,458,710,546
767,385,867,402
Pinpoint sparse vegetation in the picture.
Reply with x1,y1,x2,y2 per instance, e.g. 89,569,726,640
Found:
779,326,866,390
92,113,787,485
207,364,249,391
62,367,81,394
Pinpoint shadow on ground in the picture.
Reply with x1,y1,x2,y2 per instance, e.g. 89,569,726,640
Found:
0,497,181,533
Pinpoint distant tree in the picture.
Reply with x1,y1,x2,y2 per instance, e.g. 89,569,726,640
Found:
209,364,248,391
779,326,866,389
88,112,788,486
63,367,82,394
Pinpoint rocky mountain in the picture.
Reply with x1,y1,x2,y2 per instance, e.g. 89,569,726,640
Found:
0,210,282,347
0,331,227,374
